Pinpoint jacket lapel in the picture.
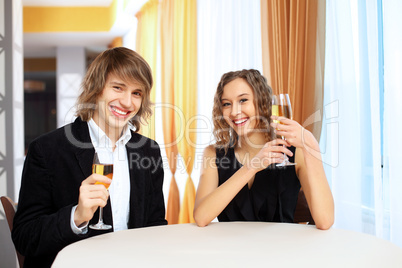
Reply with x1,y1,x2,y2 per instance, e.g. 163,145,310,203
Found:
126,132,147,228
68,118,95,179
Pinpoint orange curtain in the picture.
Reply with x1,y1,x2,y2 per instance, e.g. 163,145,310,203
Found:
108,37,123,48
160,0,180,225
173,0,198,224
159,0,198,224
261,0,325,140
135,0,159,139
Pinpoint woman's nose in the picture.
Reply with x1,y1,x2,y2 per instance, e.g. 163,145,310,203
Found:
231,103,241,117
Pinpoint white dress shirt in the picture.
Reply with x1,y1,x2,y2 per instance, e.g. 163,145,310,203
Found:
70,119,132,233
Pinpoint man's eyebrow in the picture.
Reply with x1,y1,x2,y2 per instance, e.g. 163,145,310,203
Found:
109,81,126,86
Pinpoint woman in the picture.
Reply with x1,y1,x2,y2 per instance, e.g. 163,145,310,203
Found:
193,69,334,230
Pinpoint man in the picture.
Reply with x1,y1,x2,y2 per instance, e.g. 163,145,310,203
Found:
12,47,167,267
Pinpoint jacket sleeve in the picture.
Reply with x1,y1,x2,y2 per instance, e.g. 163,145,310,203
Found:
146,141,168,226
12,140,88,257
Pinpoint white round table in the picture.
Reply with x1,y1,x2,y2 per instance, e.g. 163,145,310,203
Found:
52,222,402,267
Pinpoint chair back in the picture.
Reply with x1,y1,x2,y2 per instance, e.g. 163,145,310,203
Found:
1,196,25,268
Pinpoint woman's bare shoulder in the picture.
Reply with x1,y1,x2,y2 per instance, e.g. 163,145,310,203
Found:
204,144,217,157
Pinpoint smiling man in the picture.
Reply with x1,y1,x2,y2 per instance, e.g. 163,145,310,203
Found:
12,47,167,268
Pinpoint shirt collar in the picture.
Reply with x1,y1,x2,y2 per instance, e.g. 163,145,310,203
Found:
87,118,132,150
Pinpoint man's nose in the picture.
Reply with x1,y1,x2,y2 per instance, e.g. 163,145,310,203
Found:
119,91,132,108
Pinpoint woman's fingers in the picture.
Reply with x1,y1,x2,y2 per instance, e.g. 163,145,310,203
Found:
270,116,306,147
268,138,291,149
250,140,293,170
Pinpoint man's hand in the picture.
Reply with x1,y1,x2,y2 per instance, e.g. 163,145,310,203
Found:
74,174,112,227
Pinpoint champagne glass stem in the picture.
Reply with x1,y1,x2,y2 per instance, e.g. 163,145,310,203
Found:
98,207,104,224
89,150,113,230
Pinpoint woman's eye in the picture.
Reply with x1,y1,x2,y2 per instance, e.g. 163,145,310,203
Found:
113,86,122,91
222,102,230,107
240,98,248,103
133,91,142,96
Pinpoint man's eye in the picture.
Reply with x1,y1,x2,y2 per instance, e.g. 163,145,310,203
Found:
133,92,142,96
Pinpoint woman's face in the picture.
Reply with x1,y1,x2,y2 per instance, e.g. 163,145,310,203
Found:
221,78,258,137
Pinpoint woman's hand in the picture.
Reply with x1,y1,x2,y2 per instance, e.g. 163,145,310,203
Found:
249,138,293,172
270,115,313,149
74,174,111,227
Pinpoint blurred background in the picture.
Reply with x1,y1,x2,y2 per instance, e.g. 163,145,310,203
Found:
1,0,402,267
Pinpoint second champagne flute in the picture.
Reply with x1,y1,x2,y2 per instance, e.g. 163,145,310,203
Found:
89,150,114,230
272,93,296,167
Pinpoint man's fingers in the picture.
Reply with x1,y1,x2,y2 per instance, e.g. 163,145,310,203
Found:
80,188,109,199
82,173,112,186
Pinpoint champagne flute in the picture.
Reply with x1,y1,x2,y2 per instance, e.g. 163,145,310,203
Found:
272,93,297,167
89,150,114,230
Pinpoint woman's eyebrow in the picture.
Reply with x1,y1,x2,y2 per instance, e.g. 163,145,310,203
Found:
221,93,250,101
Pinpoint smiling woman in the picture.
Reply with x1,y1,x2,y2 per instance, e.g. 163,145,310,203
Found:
193,69,334,230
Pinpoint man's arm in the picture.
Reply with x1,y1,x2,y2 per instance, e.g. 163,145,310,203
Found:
12,140,88,257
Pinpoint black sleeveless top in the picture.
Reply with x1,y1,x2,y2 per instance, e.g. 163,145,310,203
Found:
216,146,301,223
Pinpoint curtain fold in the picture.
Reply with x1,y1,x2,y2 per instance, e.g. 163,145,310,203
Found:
364,0,383,241
160,0,180,225
159,0,198,224
382,0,402,247
321,0,402,247
135,0,159,138
173,0,198,224
260,0,325,140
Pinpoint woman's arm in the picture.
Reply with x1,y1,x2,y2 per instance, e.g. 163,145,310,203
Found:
194,140,292,227
193,145,256,227
272,116,334,230
295,138,334,230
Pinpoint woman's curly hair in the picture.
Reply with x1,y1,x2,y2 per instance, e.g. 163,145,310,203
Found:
75,47,153,132
212,69,275,152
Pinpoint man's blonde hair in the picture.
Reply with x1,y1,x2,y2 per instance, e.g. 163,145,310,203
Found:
76,47,153,132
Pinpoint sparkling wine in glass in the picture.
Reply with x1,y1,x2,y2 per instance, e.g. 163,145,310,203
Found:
272,93,296,167
89,150,113,230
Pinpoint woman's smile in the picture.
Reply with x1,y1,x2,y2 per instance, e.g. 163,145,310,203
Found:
232,117,249,126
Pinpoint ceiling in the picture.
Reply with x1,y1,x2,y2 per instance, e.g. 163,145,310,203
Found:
22,0,114,6
22,0,147,58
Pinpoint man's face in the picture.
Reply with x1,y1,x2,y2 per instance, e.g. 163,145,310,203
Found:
92,73,143,138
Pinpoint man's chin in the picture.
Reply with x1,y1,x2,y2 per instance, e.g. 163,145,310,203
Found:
106,120,128,131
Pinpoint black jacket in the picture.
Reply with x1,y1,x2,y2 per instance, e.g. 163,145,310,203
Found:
12,118,167,267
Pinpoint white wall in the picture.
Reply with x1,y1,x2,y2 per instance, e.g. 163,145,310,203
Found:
0,0,24,267
56,46,86,127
